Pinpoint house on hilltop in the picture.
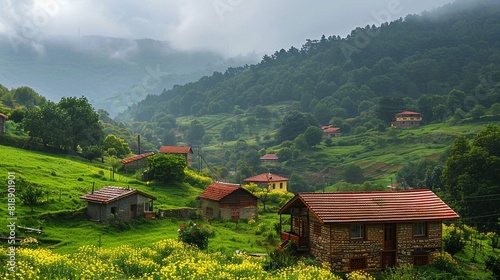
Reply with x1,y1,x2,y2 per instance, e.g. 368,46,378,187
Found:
159,146,193,167
278,189,459,271
121,152,155,173
0,113,8,134
244,172,289,192
391,111,422,128
260,153,279,165
321,125,342,138
199,182,258,221
80,186,156,223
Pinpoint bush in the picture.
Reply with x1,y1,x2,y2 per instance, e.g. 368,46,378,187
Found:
177,221,214,250
443,225,466,255
432,252,459,274
486,255,500,280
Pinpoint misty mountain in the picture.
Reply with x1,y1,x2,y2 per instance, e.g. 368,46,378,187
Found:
0,35,259,116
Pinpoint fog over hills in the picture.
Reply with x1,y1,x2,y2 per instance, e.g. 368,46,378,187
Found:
0,35,259,116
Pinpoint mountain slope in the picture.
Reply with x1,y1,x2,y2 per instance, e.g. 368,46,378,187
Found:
118,0,500,123
0,35,259,116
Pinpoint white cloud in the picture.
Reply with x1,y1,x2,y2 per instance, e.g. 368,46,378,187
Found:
0,0,458,56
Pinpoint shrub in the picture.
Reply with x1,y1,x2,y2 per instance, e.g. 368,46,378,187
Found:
443,224,466,255
432,252,459,274
486,255,500,280
177,221,214,250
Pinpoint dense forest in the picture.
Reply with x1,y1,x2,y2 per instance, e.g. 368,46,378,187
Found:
119,0,500,129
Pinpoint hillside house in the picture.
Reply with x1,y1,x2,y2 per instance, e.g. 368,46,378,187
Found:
80,186,156,223
199,182,258,221
244,172,289,192
278,189,459,271
159,146,193,167
121,152,155,173
260,154,279,165
391,111,422,128
321,125,342,138
0,113,8,134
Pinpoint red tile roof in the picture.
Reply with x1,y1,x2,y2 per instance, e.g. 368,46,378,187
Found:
260,154,279,160
121,152,155,164
80,186,156,204
199,182,253,201
244,173,289,183
279,189,459,223
395,111,421,116
323,127,340,133
159,146,192,154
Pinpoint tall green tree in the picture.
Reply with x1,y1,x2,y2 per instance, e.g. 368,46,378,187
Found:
276,111,318,143
147,154,186,183
441,124,500,231
304,126,323,148
187,120,205,145
58,96,103,150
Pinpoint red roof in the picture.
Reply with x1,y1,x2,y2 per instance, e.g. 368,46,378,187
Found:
260,154,279,160
0,113,8,120
159,146,192,154
279,189,459,223
199,182,255,201
395,111,421,116
121,152,155,164
80,186,156,204
244,173,289,183
323,127,340,133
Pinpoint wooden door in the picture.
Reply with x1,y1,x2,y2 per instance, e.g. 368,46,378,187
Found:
130,204,137,219
231,208,240,220
383,223,397,268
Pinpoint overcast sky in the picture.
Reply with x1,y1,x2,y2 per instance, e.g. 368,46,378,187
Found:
1,0,457,57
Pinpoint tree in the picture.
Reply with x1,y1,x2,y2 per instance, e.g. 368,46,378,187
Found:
178,221,214,250
441,125,500,231
187,120,205,145
245,116,257,135
147,154,186,183
81,145,102,161
469,104,486,120
19,182,43,213
304,126,323,148
343,164,364,184
23,101,70,147
58,96,103,151
276,111,318,143
102,134,132,158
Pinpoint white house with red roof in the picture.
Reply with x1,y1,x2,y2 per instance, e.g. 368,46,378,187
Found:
321,125,342,138
244,172,289,192
80,186,156,222
159,146,193,167
278,189,458,271
199,182,258,221
260,153,279,165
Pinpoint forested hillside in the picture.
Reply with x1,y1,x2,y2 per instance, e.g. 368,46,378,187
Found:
119,0,500,126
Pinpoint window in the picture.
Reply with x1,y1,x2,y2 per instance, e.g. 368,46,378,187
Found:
110,207,117,214
144,202,150,211
280,182,283,189
350,258,367,270
414,222,427,237
350,224,365,239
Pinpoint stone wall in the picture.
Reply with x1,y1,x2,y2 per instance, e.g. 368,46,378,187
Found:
306,221,443,271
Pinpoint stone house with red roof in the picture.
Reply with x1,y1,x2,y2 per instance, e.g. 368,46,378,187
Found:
244,172,289,192
121,152,155,172
0,113,8,134
391,111,422,128
80,186,156,223
278,189,459,271
159,146,193,167
199,182,258,221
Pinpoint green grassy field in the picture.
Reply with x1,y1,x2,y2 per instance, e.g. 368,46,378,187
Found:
0,145,279,255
